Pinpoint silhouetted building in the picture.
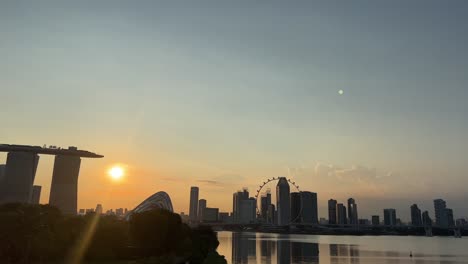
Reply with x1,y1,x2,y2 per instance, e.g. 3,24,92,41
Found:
302,191,318,224
203,207,219,222
232,188,249,223
267,204,276,224
78,209,85,215
422,210,432,226
276,177,290,225
290,192,302,223
434,199,448,228
218,212,231,223
445,208,455,227
49,155,81,214
116,208,124,216
336,203,347,225
358,219,370,225
0,152,39,204
456,218,467,227
239,198,256,223
410,204,422,226
372,215,380,226
198,199,207,222
30,185,41,204
260,191,272,222
95,204,103,214
347,198,358,225
383,209,397,226
328,199,337,224
0,165,5,183
189,187,199,222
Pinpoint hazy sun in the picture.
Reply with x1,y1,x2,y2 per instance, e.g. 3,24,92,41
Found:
108,166,125,181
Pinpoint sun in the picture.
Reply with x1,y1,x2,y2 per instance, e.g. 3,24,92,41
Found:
108,166,124,181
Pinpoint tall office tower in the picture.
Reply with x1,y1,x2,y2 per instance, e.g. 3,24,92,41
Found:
260,191,271,222
49,155,81,214
434,199,448,227
383,209,397,226
290,192,302,223
267,204,276,224
198,199,207,222
422,211,432,226
410,204,422,226
0,152,39,204
95,204,103,214
371,215,380,226
302,191,318,224
189,187,199,222
328,199,337,224
347,198,358,225
445,208,455,227
233,189,249,223
239,198,256,224
30,185,42,204
276,177,290,225
336,203,347,225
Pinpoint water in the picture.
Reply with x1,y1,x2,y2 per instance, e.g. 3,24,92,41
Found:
217,231,468,264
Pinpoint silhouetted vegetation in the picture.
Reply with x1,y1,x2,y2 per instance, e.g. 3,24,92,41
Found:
0,203,226,264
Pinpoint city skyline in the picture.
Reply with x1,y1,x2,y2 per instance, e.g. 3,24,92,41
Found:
2,1,468,219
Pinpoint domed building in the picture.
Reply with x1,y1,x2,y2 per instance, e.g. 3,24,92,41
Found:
126,191,173,220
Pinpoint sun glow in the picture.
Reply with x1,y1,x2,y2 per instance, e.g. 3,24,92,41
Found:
108,166,125,181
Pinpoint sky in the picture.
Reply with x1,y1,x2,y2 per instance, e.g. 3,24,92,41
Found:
1,1,468,221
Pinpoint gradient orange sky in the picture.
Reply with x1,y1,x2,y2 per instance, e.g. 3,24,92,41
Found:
1,1,468,221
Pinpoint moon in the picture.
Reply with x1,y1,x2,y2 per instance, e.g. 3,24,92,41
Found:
338,89,344,95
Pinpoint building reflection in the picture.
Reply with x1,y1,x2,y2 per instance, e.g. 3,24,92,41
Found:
330,244,360,264
277,239,291,264
260,237,274,264
291,242,319,263
232,232,256,264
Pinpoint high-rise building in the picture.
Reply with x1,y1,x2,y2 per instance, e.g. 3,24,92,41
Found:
239,198,256,224
189,187,199,222
95,204,103,214
336,203,347,225
203,207,219,222
383,209,397,226
276,177,290,225
328,199,337,224
372,215,380,226
49,155,81,214
30,185,42,204
347,198,358,225
422,211,432,226
198,199,207,222
233,188,249,223
0,152,39,204
260,191,271,222
410,204,422,226
290,192,302,223
267,204,276,224
445,208,455,227
302,191,318,224
434,199,448,228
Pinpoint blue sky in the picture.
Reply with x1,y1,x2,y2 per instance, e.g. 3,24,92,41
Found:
1,1,468,219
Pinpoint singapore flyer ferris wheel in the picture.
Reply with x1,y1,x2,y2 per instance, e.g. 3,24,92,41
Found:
254,177,303,224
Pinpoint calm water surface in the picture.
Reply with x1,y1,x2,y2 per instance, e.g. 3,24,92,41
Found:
217,231,468,264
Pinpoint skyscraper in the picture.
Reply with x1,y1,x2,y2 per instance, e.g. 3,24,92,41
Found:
49,155,81,214
383,209,397,226
410,204,422,226
445,208,455,227
0,152,39,204
198,199,207,222
301,191,318,224
239,198,256,224
30,185,42,204
276,177,290,225
267,204,276,224
434,199,448,228
260,191,271,222
290,192,302,223
336,203,347,225
347,198,358,225
328,199,337,224
189,187,199,223
372,215,380,226
95,204,103,214
422,211,432,226
233,188,249,223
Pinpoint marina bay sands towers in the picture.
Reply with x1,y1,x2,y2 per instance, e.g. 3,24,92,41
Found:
0,144,103,214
